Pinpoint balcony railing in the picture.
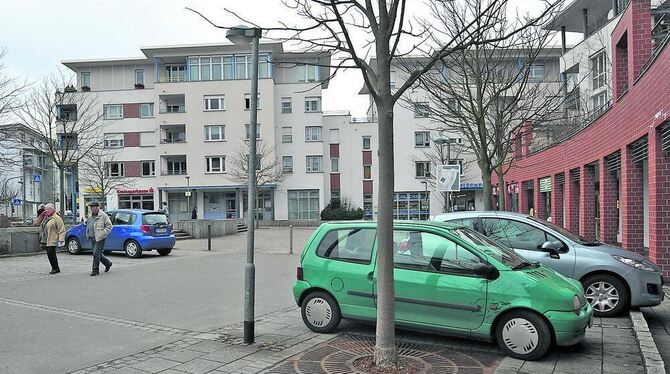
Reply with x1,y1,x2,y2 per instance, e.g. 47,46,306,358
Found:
161,170,188,176
351,116,378,123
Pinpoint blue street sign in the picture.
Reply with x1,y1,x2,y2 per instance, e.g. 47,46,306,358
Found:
33,174,41,182
11,198,22,206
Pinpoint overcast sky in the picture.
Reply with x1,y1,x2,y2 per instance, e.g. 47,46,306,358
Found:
0,0,577,117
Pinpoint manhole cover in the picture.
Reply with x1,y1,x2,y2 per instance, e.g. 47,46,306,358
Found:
265,334,502,373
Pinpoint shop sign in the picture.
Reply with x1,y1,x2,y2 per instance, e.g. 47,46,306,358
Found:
539,177,551,193
461,182,484,190
118,187,155,195
83,186,103,194
507,183,519,194
436,164,461,192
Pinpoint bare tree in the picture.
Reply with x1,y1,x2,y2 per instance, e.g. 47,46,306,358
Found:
16,74,106,214
409,1,564,210
78,148,137,209
0,176,21,216
188,0,560,366
0,48,27,167
229,140,287,191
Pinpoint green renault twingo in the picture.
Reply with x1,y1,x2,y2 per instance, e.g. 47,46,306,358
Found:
293,221,593,360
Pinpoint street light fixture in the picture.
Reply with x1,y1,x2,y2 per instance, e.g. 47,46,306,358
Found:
227,24,262,345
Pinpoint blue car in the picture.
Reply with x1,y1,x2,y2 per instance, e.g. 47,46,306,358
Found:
65,209,176,258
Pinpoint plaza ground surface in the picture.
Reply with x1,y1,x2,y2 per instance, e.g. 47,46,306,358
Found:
0,227,663,373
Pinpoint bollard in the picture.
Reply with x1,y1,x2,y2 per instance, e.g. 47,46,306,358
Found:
289,225,294,254
208,223,212,251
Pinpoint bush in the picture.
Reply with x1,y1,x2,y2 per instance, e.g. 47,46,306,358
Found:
320,199,365,221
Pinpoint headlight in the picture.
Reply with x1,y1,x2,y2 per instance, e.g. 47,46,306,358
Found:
573,295,581,315
611,255,658,272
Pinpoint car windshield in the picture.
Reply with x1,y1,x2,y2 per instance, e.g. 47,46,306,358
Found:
143,213,168,225
449,227,527,269
527,216,600,246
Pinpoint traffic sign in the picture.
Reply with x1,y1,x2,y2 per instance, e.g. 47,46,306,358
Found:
33,174,41,182
11,198,22,206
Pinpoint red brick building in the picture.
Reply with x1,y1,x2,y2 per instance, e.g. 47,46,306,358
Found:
499,0,670,276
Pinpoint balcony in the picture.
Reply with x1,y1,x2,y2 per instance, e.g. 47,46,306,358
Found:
159,94,185,114
161,155,187,176
160,125,186,144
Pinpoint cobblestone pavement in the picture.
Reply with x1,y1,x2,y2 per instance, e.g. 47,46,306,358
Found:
641,286,670,373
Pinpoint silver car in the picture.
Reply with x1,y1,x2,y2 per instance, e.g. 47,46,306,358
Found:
433,211,665,317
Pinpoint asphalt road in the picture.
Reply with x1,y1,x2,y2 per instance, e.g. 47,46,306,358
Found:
0,227,315,374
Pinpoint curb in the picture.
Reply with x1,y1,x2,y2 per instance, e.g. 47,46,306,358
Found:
630,310,666,374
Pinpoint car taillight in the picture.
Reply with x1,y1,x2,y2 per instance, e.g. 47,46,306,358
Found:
140,225,152,235
297,264,304,281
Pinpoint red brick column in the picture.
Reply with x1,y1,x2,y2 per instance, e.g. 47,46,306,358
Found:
564,170,580,233
599,158,619,244
621,145,645,255
551,174,564,227
519,183,529,215
579,165,597,241
648,127,670,276
534,179,545,219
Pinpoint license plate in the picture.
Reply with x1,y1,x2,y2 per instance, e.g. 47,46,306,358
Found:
156,228,167,234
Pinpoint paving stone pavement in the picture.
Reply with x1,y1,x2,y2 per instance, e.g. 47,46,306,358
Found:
641,286,670,373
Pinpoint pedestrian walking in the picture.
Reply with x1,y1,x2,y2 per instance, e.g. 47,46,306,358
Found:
34,203,64,274
86,202,113,276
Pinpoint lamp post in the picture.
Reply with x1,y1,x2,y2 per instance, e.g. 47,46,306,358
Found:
185,176,191,214
227,24,262,345
434,136,453,212
420,180,429,220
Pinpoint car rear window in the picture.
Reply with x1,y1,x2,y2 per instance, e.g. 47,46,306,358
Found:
143,213,169,225
316,228,376,264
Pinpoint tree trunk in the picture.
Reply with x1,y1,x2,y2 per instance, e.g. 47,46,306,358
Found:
59,168,65,215
374,97,397,368
496,165,506,210
481,169,493,211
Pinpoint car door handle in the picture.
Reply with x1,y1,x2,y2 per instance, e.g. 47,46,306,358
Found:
367,271,374,283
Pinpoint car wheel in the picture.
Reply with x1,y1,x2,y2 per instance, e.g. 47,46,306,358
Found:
496,310,551,361
66,237,82,255
301,291,341,333
583,274,629,317
124,240,143,258
157,248,172,256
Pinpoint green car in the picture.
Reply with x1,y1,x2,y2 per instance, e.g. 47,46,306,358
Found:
293,221,593,360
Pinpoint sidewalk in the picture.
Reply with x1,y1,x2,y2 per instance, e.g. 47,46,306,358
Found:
70,305,646,374
641,286,670,373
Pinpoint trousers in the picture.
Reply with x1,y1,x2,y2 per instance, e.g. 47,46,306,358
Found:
90,238,111,272
44,245,59,271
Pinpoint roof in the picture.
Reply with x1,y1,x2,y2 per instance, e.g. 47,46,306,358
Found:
319,220,464,230
546,0,614,32
432,211,531,221
61,57,151,70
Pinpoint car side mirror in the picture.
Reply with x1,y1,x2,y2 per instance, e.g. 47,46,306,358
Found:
540,241,561,259
473,262,500,280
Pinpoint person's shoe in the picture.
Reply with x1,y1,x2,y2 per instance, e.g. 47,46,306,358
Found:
90,271,99,276
104,262,112,273
49,269,60,275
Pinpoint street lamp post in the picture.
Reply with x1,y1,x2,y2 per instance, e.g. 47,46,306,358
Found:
434,136,453,212
420,180,429,220
227,24,262,345
185,176,191,214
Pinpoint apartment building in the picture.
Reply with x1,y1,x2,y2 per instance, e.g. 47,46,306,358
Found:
63,42,331,221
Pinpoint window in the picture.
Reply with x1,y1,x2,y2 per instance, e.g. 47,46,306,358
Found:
481,218,563,252
113,212,136,225
205,125,225,141
119,195,154,210
163,127,186,143
390,70,396,88
81,72,91,88
103,133,124,149
305,97,322,112
166,104,184,113
106,162,124,177
135,69,144,85
57,132,78,150
140,103,154,118
363,165,372,179
166,160,187,175
591,52,607,90
287,190,320,219
414,102,430,117
393,230,480,273
415,161,430,178
140,132,156,147
57,104,78,122
363,194,373,219
236,55,249,79
306,155,323,172
447,98,458,112
206,156,226,173
305,126,322,142
281,97,292,113
190,55,257,81
165,65,186,82
592,92,608,114
247,155,262,171
281,127,292,143
331,158,339,172
297,63,318,82
316,228,377,263
415,132,430,147
282,156,293,173
330,128,340,143
245,124,261,140
104,104,123,120
331,190,341,202
204,95,225,111
142,160,155,177
362,136,371,150
529,64,544,80
244,93,261,110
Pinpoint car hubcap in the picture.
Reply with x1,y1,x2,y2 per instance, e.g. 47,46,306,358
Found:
68,240,78,253
126,243,137,256
502,318,539,355
586,281,619,312
305,297,332,328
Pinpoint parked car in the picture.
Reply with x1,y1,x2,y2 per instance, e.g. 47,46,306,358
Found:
294,221,593,360
65,209,175,258
432,211,665,317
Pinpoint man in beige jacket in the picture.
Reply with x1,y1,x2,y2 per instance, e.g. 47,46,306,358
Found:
86,202,113,276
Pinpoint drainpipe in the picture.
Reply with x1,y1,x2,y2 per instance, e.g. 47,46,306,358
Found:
582,8,589,39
